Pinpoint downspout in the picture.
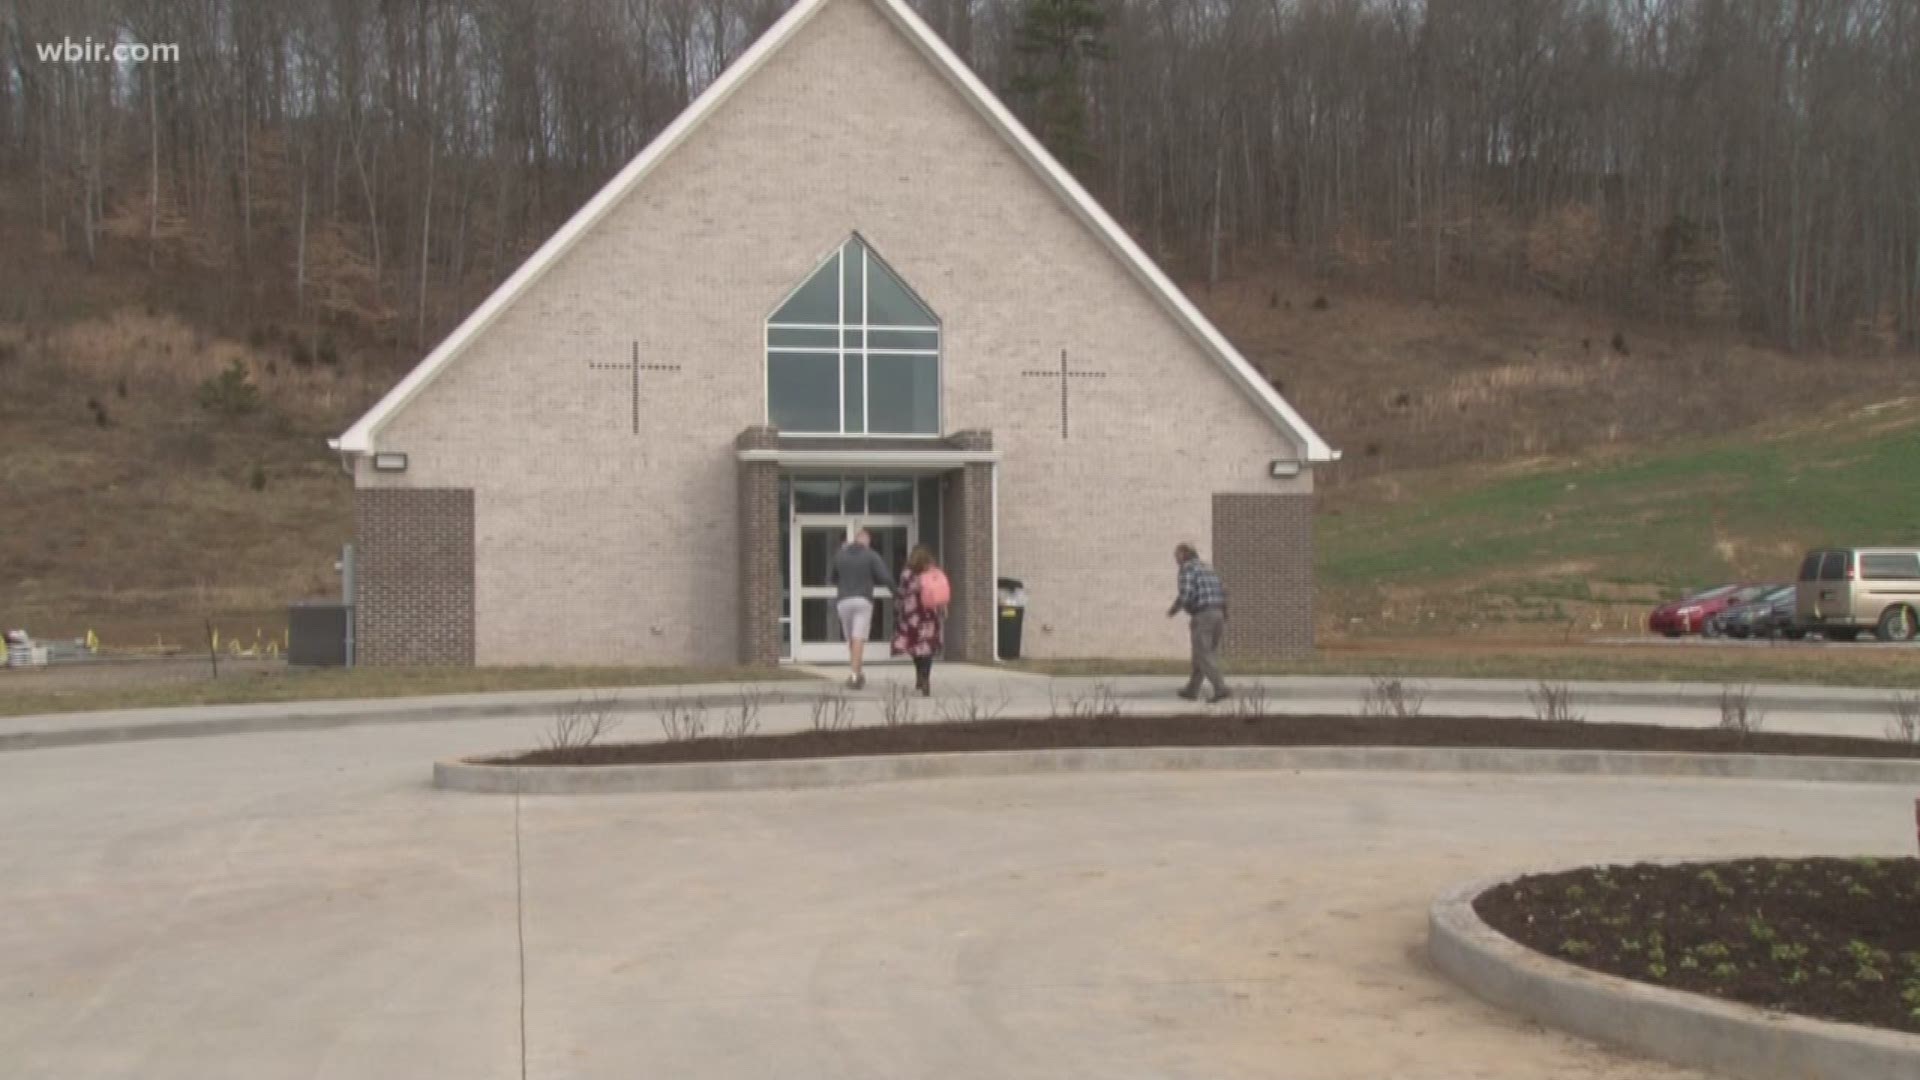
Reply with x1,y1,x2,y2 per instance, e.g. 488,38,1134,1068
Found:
327,436,357,667
990,460,1000,663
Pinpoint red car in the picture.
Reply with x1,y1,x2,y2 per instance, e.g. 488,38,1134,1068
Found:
1648,584,1766,637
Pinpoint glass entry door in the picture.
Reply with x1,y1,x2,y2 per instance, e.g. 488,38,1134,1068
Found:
792,516,913,663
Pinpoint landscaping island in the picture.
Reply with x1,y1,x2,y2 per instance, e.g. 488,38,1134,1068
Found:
486,713,1920,767
1475,858,1920,1034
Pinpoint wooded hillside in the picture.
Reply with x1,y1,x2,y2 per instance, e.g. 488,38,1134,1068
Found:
5,0,1918,358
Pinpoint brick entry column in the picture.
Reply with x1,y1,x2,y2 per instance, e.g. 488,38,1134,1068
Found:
735,426,783,665
353,487,475,666
942,430,996,663
1212,492,1315,659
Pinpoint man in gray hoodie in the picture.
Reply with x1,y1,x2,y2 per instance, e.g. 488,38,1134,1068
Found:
829,528,893,689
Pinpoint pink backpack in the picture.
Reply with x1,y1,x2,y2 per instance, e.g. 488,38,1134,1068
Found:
918,567,952,608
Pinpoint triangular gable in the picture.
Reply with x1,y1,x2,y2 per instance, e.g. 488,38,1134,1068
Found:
333,0,1337,463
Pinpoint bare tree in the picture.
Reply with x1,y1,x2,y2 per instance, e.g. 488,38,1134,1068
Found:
1,0,1916,359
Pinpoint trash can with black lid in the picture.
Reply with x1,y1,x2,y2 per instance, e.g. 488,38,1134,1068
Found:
996,577,1028,660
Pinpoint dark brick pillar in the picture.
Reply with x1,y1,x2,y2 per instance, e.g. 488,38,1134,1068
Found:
354,488,475,666
943,430,996,662
736,426,782,665
1212,492,1315,659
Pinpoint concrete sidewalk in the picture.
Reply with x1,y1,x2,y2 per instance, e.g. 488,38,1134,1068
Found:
3,663,1916,750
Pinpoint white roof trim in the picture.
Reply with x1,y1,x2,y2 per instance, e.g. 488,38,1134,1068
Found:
336,0,1337,463
335,0,835,455
738,448,999,467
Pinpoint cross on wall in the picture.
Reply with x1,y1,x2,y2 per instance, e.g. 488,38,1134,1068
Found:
1021,349,1106,439
589,341,681,434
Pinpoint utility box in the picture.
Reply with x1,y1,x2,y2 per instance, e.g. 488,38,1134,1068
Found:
288,602,350,667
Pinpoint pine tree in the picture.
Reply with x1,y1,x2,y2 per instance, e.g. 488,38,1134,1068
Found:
1010,0,1108,168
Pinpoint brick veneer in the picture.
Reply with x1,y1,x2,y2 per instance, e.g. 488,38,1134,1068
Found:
1212,492,1315,659
354,488,476,666
736,426,783,665
942,430,996,662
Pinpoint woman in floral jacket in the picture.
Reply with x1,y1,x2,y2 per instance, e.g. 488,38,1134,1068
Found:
891,545,946,695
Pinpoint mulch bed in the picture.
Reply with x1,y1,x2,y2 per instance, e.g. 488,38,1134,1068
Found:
1476,859,1920,1033
488,712,1920,766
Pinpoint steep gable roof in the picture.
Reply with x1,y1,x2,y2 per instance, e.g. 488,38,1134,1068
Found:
334,0,1337,462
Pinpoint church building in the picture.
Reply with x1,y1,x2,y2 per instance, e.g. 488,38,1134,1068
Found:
331,0,1337,667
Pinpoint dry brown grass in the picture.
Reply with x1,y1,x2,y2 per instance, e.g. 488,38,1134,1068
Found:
1197,271,1917,493
0,299,368,644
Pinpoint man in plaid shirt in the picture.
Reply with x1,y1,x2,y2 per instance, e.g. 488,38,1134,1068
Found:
1167,543,1231,702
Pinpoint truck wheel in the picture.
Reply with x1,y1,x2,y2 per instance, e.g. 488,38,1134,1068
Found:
1876,606,1917,643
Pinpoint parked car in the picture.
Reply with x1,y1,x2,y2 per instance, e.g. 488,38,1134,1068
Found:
1649,584,1761,637
1708,584,1797,639
1795,547,1920,642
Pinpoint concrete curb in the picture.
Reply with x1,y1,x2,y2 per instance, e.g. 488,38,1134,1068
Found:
1428,874,1920,1080
432,744,1920,795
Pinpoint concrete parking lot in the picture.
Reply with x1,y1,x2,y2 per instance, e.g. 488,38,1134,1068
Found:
1,706,1913,1079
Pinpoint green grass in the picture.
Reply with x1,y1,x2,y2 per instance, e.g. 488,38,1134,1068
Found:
0,664,814,718
1320,406,1920,602
1013,649,1920,688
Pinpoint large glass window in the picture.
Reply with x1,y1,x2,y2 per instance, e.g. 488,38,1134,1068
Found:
767,237,940,435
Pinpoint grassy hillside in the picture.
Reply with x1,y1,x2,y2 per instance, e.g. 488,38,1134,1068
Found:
1318,398,1920,637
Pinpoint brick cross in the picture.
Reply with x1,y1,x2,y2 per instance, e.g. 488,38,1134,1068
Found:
1021,349,1106,440
589,341,681,434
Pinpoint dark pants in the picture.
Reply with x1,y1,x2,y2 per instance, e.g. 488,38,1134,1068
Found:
912,654,933,688
1183,607,1227,695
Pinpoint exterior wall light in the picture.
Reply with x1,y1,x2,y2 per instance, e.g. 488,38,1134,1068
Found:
372,452,409,473
1269,459,1303,479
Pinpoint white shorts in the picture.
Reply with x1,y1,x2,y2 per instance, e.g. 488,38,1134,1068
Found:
836,597,874,642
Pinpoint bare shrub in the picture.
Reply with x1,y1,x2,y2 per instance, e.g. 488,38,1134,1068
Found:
1886,692,1920,744
658,696,709,742
809,692,854,733
720,689,765,740
1717,684,1766,738
1052,680,1121,721
1528,681,1583,723
1234,682,1273,719
937,686,1011,725
1360,676,1426,719
880,682,918,727
543,693,621,751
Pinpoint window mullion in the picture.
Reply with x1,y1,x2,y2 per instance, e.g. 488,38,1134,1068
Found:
862,248,871,434
836,249,847,434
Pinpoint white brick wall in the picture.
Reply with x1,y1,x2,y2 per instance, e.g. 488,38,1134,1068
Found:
360,0,1313,664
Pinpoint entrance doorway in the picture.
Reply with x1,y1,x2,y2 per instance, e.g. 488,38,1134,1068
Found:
792,517,913,662
781,474,931,663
